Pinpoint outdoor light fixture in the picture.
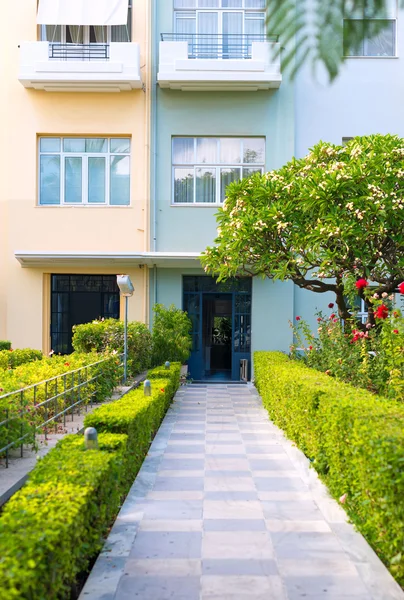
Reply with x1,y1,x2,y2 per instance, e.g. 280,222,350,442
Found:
116,275,134,383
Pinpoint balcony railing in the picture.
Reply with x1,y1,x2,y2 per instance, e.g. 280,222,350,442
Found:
49,43,110,61
160,33,279,60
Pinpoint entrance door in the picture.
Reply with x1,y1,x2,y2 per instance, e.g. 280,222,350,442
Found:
183,276,252,381
51,275,120,354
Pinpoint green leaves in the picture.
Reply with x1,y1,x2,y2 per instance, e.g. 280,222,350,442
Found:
151,305,192,367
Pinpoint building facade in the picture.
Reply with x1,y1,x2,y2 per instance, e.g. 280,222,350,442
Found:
0,0,402,379
0,0,151,354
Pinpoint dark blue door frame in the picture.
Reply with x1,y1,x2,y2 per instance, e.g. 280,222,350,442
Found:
183,276,252,382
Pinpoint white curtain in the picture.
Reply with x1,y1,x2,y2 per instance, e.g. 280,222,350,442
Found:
223,12,243,57
198,12,218,58
67,25,83,44
37,0,128,26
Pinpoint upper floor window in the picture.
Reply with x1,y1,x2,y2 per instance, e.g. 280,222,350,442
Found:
174,0,265,58
39,137,131,206
343,0,397,57
41,0,132,43
173,136,265,205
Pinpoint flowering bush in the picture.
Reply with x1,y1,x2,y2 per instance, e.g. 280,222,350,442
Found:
291,290,404,401
0,348,43,370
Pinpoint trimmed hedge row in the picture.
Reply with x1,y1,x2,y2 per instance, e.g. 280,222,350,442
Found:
0,340,11,351
0,362,181,600
84,362,181,482
0,348,43,371
254,351,404,586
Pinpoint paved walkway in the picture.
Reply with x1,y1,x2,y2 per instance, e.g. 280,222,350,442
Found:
80,384,404,600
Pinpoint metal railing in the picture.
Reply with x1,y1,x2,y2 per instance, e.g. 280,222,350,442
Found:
0,355,123,468
161,33,278,60
49,43,110,61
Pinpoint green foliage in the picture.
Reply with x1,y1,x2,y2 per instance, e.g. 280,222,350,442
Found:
151,304,192,366
254,351,404,585
291,300,404,401
0,432,128,600
203,135,404,323
0,340,11,351
0,362,181,599
0,353,122,455
0,348,43,370
72,318,152,376
84,362,181,483
268,0,397,80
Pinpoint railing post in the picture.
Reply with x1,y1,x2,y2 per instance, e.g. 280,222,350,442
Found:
63,374,67,427
20,390,24,458
44,381,48,440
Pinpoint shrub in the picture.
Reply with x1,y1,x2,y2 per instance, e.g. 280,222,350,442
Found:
254,351,404,586
151,304,192,366
0,432,128,600
0,348,43,370
84,362,181,482
72,319,152,376
0,340,11,351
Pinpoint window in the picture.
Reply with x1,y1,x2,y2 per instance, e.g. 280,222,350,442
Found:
39,137,131,206
174,0,265,58
173,137,265,204
343,0,396,57
41,0,132,44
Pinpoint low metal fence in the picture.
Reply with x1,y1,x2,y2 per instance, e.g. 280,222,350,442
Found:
0,355,123,468
160,33,279,60
49,43,110,61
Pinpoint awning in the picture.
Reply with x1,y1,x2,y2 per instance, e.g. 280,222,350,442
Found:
15,251,202,269
37,0,128,26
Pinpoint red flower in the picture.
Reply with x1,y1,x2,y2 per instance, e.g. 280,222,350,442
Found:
393,311,399,318
333,319,338,323
160,388,165,393
398,282,404,294
317,318,322,322
375,304,389,319
330,314,335,319
9,349,13,352
308,345,313,351
64,362,70,367
355,278,368,290
328,303,334,309
295,316,301,321
393,329,399,334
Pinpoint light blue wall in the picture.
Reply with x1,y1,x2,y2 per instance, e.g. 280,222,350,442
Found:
252,278,294,355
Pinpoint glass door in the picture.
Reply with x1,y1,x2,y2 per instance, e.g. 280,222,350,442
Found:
197,11,219,58
223,12,243,58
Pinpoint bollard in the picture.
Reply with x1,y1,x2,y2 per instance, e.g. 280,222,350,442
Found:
165,361,171,370
84,427,98,450
144,379,151,396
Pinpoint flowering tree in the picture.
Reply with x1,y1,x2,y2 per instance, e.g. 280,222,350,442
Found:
202,134,404,326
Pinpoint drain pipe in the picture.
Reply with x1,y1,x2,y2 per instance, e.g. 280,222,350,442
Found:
150,0,158,325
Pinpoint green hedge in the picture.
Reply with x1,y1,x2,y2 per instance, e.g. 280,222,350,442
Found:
0,362,181,599
0,340,11,351
0,348,43,370
0,432,128,600
254,351,404,586
84,362,181,482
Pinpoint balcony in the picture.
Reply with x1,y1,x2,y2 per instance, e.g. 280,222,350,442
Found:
18,42,142,92
158,34,282,92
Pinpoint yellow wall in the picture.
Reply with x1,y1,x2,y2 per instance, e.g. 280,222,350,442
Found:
0,1,150,349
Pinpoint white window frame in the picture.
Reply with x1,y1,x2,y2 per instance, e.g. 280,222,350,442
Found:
38,137,131,207
343,0,398,58
172,136,265,206
174,2,266,37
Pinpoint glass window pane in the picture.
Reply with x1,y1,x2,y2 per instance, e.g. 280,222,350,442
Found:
64,157,82,204
40,155,60,205
88,158,106,203
365,20,395,56
66,26,84,44
243,167,262,178
110,155,130,205
173,138,195,163
222,0,242,6
221,167,241,202
174,168,194,203
198,12,218,57
90,26,108,42
343,20,364,55
196,138,217,163
245,13,265,36
174,0,196,7
223,12,243,58
40,137,61,152
245,0,265,7
111,3,132,42
198,0,219,6
220,138,241,164
196,167,216,203
63,138,85,153
85,138,107,153
110,138,131,154
42,25,62,42
243,138,265,163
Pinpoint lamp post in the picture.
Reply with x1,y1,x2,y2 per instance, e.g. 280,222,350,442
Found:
116,275,134,384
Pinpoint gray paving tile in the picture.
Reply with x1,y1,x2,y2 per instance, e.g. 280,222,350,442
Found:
202,531,273,559
249,458,295,470
165,445,206,453
159,458,205,470
271,531,347,560
129,531,202,559
254,477,308,492
262,501,324,521
203,559,278,576
141,500,203,520
153,477,204,492
115,575,201,599
204,519,267,532
123,558,201,576
205,491,259,501
284,574,369,598
200,574,287,600
205,470,252,478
